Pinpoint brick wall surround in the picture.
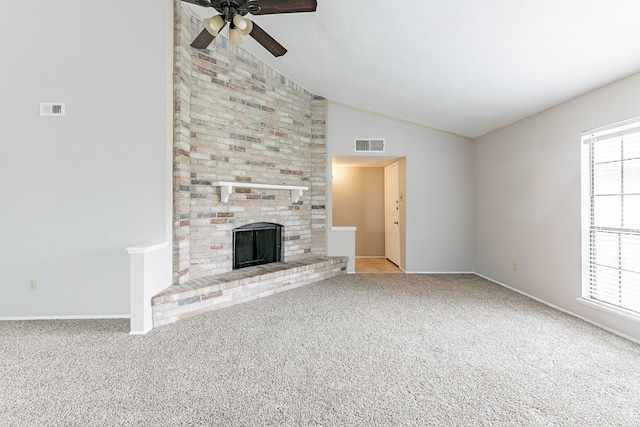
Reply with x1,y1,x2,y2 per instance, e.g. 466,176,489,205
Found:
173,2,327,284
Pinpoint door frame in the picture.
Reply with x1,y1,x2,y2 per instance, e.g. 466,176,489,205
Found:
384,162,401,266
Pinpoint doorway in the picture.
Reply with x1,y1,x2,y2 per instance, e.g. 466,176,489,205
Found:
331,156,405,272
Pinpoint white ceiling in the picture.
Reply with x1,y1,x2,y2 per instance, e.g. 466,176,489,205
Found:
186,0,640,139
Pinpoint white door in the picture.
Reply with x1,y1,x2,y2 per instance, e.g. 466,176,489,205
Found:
384,162,400,266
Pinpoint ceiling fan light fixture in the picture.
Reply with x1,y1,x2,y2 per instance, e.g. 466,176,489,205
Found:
180,0,319,57
203,14,225,36
228,27,244,46
232,14,253,36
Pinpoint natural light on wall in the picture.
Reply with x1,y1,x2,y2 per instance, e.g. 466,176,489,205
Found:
581,117,640,318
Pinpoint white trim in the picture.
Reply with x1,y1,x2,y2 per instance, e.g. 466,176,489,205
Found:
407,271,476,274
355,256,385,259
577,297,640,325
581,115,640,139
475,273,640,345
126,241,169,255
126,242,172,334
212,181,309,203
129,327,153,335
0,315,129,320
331,226,357,232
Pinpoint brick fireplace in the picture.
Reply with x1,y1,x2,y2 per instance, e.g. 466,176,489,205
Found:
172,2,327,285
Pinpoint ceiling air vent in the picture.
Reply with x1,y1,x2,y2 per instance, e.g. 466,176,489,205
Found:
354,139,385,152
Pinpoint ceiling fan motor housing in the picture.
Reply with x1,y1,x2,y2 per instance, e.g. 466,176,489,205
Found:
212,1,254,20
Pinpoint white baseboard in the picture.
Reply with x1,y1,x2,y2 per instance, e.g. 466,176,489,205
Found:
407,271,476,274
5,274,638,344
129,327,153,335
0,315,130,321
355,256,385,259
475,273,640,346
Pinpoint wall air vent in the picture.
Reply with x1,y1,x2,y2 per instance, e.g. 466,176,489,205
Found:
354,139,385,152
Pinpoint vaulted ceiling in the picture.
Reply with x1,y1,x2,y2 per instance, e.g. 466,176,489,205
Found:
186,0,640,139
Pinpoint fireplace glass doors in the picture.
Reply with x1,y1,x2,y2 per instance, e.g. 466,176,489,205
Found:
233,222,283,270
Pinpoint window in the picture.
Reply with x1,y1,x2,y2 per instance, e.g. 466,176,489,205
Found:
581,117,640,316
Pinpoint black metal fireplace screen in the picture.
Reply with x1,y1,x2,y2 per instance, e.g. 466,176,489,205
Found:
233,222,282,270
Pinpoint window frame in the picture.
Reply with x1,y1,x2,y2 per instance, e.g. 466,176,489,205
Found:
580,117,640,320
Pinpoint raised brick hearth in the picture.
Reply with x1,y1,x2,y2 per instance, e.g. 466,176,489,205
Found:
152,256,347,327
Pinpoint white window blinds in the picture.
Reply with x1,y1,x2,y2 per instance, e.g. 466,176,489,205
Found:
581,117,640,315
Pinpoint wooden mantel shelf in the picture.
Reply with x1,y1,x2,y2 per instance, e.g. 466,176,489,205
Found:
212,181,309,203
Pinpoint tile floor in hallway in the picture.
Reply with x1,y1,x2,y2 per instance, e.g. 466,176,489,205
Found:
355,257,402,273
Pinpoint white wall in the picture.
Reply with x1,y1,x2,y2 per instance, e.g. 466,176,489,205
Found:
474,72,640,342
327,104,475,273
0,1,172,317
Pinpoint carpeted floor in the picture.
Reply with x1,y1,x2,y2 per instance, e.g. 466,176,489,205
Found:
1,274,639,426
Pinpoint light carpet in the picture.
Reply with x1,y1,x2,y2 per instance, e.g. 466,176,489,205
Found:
1,274,639,426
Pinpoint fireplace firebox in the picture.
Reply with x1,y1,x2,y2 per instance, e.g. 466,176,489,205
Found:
233,222,283,270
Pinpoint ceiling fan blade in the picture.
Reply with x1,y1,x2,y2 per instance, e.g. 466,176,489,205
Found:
249,22,287,57
247,0,317,15
191,27,217,49
180,0,213,7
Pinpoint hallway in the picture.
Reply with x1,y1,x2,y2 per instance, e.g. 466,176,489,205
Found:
355,258,402,274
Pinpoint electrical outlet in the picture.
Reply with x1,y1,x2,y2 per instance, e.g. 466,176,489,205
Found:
29,279,37,291
513,262,518,272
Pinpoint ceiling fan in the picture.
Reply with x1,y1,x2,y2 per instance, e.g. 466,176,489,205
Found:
180,0,318,57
